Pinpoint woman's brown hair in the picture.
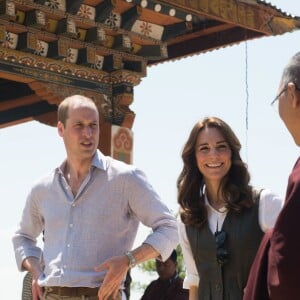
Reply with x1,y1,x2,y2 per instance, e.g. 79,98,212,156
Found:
177,117,253,228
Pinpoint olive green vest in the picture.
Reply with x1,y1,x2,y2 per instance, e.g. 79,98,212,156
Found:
186,192,263,300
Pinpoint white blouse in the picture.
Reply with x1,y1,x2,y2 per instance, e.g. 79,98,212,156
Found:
178,188,284,289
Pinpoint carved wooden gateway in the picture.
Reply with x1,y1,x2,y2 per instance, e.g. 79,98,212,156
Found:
0,0,299,162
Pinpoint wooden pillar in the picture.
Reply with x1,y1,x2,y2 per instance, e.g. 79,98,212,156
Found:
98,82,135,164
99,123,133,164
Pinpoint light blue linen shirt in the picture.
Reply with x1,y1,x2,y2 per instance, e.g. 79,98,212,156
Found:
13,150,178,288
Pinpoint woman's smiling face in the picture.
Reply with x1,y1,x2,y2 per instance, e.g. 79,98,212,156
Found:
195,127,232,186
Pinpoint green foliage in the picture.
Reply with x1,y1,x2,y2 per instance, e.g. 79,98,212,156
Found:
175,245,186,279
138,259,156,275
131,281,148,292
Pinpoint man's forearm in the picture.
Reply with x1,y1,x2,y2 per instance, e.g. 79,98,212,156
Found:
22,257,43,280
129,243,160,265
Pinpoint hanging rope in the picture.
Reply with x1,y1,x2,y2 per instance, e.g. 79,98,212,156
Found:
244,37,249,162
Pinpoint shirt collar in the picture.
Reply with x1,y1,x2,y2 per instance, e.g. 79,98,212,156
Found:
91,150,107,170
56,149,108,175
204,193,227,213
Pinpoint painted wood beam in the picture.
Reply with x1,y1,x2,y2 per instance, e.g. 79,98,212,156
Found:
0,94,41,112
95,0,116,23
0,100,57,127
162,21,191,41
121,6,141,30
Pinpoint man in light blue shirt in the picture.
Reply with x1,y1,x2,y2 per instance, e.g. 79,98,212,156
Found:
13,94,178,300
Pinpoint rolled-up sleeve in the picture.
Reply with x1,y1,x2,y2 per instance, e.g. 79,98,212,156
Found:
126,168,178,261
178,219,199,289
12,189,43,271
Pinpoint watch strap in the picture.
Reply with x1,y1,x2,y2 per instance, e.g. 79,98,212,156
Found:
125,251,136,268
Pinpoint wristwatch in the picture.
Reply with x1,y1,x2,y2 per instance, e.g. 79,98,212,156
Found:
125,251,136,268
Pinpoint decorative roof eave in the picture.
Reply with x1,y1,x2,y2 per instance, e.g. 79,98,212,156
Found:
148,26,260,66
0,45,144,86
147,0,300,66
269,16,300,35
157,0,300,35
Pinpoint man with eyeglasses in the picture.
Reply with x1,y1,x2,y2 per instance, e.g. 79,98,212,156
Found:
244,52,300,300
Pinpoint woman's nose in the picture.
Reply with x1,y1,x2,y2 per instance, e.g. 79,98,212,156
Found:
208,148,219,156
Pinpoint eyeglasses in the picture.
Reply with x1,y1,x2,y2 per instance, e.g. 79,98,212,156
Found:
215,230,229,266
271,87,287,106
271,82,300,107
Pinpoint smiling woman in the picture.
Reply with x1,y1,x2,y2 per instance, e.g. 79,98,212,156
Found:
177,117,284,300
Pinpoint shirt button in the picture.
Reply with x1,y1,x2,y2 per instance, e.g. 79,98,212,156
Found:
69,224,73,228
215,283,221,292
72,203,76,207
67,244,70,248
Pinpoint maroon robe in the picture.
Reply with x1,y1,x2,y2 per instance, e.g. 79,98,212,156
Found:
244,157,300,300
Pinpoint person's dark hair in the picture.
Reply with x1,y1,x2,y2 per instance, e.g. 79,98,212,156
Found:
169,250,177,263
57,95,98,126
177,117,253,228
281,51,300,88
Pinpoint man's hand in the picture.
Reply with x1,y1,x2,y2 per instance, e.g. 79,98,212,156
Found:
95,244,159,300
95,255,129,300
32,277,44,300
22,257,44,300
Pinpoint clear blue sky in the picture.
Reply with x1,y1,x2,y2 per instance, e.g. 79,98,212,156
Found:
1,1,300,298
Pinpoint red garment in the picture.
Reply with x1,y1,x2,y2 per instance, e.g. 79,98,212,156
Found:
244,158,300,300
243,230,271,300
141,274,189,300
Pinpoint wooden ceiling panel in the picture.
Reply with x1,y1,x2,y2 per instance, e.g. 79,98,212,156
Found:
0,94,41,112
138,8,183,26
0,100,57,128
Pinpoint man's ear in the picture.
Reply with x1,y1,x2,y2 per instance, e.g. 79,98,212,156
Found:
57,121,64,137
287,82,300,109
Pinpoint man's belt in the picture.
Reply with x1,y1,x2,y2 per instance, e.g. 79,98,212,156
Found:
45,286,99,297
